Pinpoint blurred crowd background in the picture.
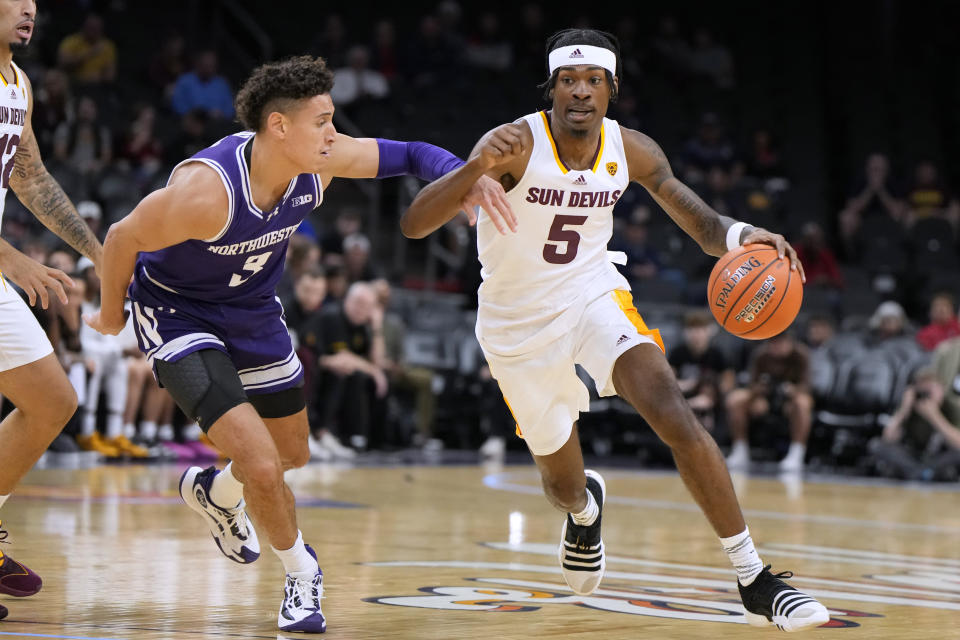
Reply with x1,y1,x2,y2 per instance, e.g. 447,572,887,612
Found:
4,0,960,481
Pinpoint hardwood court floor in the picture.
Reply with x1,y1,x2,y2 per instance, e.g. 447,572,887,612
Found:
1,461,958,640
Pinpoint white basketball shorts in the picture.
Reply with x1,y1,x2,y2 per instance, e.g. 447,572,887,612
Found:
482,289,664,456
0,276,54,372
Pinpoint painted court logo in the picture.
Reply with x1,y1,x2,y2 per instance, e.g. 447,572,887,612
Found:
365,542,960,629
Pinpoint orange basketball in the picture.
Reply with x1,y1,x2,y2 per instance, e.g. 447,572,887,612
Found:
707,243,803,340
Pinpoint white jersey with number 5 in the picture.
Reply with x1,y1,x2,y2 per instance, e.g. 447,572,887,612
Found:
0,61,28,233
476,110,630,356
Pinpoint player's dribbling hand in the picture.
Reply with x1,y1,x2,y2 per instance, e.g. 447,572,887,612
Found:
460,174,518,234
741,227,807,283
83,308,129,336
476,124,525,170
0,251,73,309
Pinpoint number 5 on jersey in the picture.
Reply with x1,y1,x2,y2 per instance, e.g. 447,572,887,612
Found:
230,251,272,287
543,214,588,265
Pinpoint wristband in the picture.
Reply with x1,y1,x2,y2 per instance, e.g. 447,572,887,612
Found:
725,222,750,251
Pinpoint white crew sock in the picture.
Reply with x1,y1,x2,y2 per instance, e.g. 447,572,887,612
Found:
158,423,174,442
182,422,202,441
208,462,244,509
272,530,318,580
123,422,135,438
81,412,96,437
0,494,8,510
570,487,599,526
105,414,123,440
720,527,764,586
783,442,806,463
140,421,158,441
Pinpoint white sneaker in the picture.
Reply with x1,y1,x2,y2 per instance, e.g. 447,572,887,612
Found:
179,466,260,563
559,469,606,595
277,544,326,633
308,435,333,462
479,436,506,460
726,441,751,469
778,451,805,472
320,431,356,459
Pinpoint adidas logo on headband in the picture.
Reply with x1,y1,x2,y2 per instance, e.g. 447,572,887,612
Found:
548,44,617,75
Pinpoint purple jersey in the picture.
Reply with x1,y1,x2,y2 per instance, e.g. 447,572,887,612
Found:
128,132,318,394
133,131,322,305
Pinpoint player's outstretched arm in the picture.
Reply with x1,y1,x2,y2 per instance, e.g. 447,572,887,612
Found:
400,123,525,239
84,164,228,335
9,75,102,271
624,127,804,280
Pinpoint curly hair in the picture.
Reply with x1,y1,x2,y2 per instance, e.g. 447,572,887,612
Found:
538,28,622,103
235,55,335,131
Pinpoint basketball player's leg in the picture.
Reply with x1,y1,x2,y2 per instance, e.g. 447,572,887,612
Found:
779,389,813,470
612,344,828,630
249,388,310,471
0,359,76,493
530,424,587,513
612,343,746,536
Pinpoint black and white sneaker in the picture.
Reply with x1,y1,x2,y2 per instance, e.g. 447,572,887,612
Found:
739,565,829,632
558,469,606,595
179,465,260,564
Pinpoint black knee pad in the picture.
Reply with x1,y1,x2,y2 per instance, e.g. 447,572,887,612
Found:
248,385,305,419
155,350,248,432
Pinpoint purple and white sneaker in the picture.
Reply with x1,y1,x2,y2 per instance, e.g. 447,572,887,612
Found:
179,466,260,564
278,544,326,633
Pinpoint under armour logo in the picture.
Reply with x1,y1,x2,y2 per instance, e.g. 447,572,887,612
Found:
568,48,584,58
616,334,630,345
573,174,587,185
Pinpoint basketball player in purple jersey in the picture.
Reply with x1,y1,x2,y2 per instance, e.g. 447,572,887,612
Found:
0,1,104,619
403,29,829,632
85,55,511,632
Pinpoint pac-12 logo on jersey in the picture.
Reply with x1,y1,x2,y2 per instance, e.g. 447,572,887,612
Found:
291,194,313,207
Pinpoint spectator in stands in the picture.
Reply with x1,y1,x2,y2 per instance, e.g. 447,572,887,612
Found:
166,108,212,165
33,69,74,158
53,95,111,178
57,14,117,86
702,166,745,219
277,234,321,302
725,331,813,471
323,264,349,304
905,161,953,224
330,46,390,108
687,27,735,89
794,222,843,289
170,50,234,120
405,14,463,88
316,282,388,451
934,337,960,430
77,200,103,241
372,279,437,447
611,213,661,285
309,14,349,69
118,105,164,185
839,153,904,258
370,20,399,81
917,292,960,352
868,300,910,345
511,3,548,79
804,314,836,350
322,208,362,257
283,266,328,355
871,366,960,481
680,113,741,185
745,129,784,181
465,12,513,72
669,310,734,433
343,233,378,283
47,249,77,275
148,33,188,101
650,15,690,77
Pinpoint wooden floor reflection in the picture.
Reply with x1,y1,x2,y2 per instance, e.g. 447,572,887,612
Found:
1,461,958,639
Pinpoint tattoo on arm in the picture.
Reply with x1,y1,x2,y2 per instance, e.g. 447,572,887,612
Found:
10,128,102,263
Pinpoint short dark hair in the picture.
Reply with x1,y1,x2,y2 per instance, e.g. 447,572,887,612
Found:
235,55,335,132
539,28,622,102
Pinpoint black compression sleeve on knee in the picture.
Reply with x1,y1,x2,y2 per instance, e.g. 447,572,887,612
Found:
248,385,306,419
155,350,248,432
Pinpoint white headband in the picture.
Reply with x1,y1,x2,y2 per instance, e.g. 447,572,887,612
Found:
548,44,617,76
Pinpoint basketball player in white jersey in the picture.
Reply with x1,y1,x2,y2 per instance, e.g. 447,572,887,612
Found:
0,1,104,619
403,29,829,632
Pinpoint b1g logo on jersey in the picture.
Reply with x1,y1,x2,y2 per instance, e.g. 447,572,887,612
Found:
291,193,313,207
